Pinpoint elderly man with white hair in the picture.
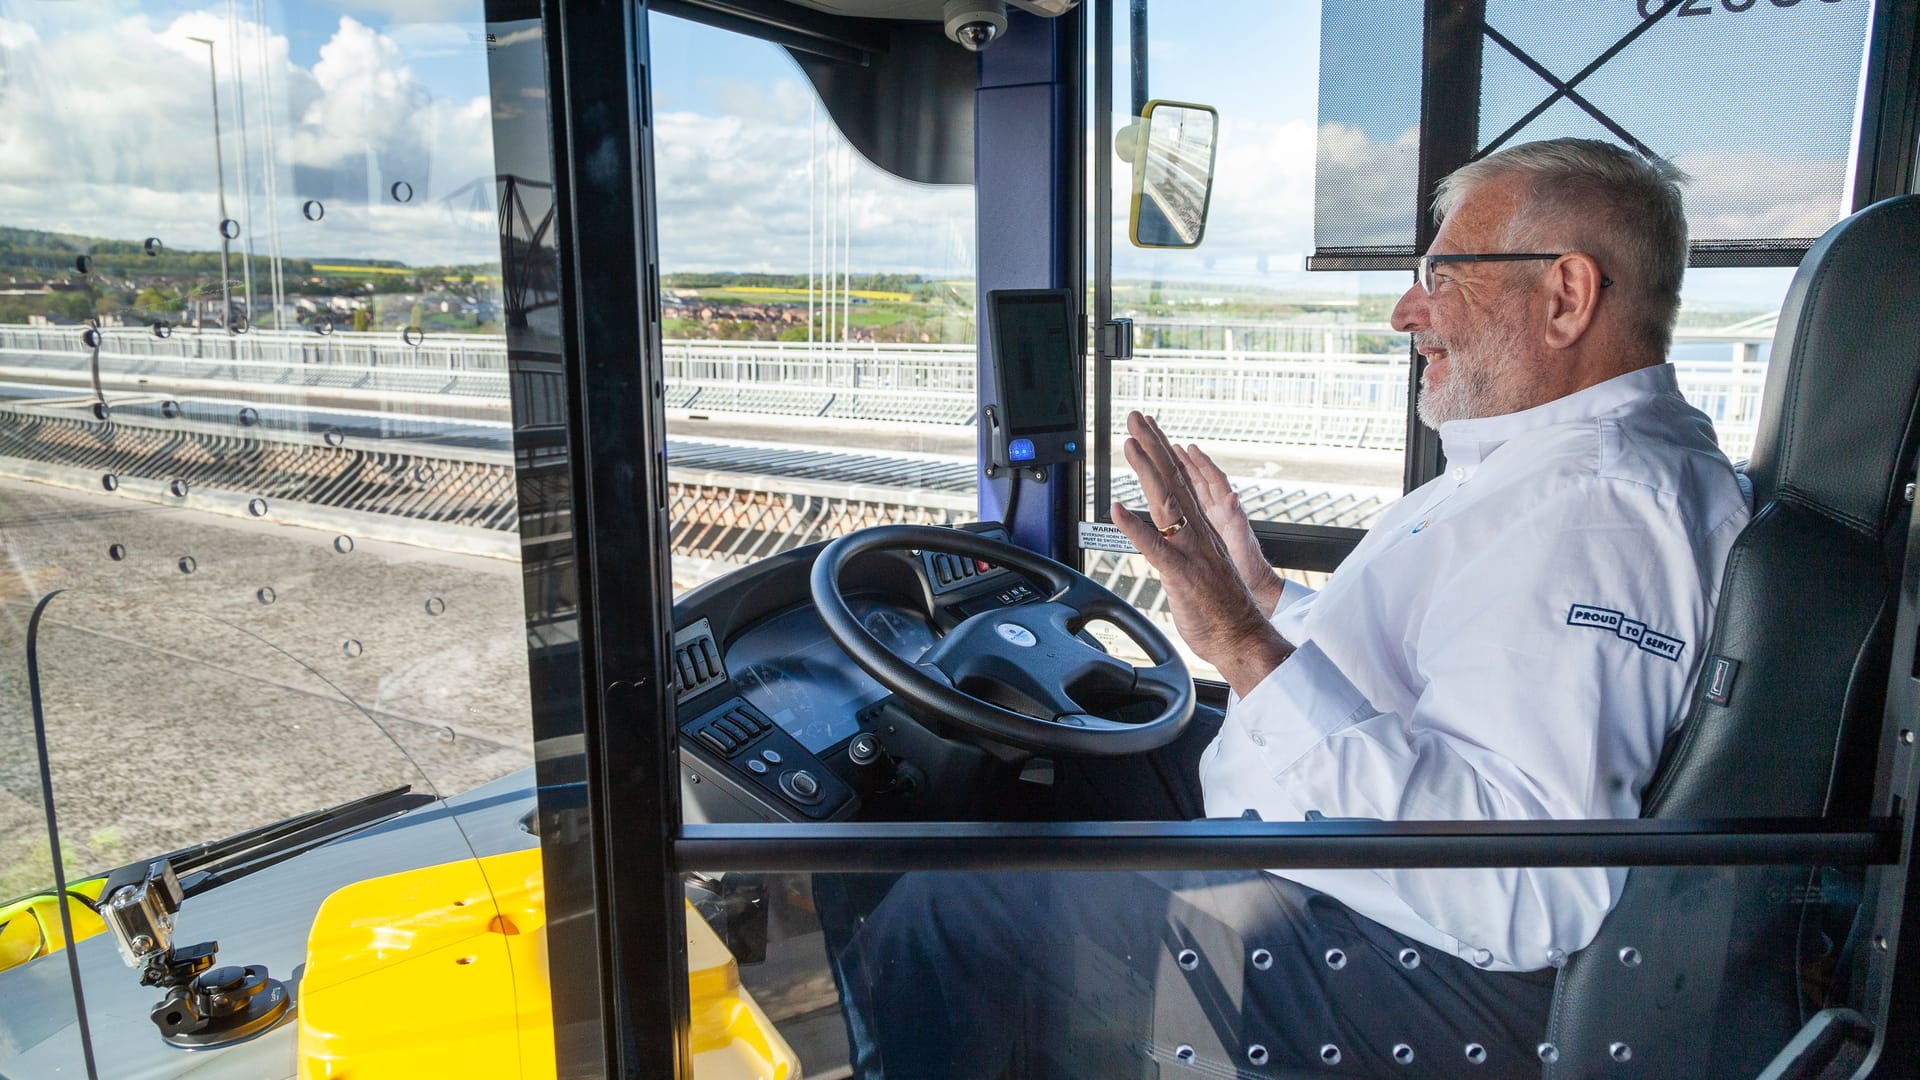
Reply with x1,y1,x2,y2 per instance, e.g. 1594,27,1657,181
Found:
831,138,1750,1079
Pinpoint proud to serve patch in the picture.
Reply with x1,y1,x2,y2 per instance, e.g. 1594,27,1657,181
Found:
1566,603,1686,662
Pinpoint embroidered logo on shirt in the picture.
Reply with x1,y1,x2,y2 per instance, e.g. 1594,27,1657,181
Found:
1410,517,1431,534
1566,604,1685,662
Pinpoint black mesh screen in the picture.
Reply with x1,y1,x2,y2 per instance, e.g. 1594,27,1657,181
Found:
1311,0,1423,262
1312,0,1873,269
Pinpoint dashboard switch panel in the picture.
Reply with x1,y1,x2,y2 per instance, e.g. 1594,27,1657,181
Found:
921,526,1016,596
681,696,852,819
672,618,727,702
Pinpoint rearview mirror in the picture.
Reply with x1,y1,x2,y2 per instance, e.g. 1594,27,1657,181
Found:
1128,100,1219,249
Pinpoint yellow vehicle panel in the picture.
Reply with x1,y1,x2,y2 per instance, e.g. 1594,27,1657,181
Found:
0,879,107,975
298,847,798,1079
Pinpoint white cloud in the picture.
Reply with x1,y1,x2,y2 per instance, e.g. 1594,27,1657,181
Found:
709,77,813,127
652,109,974,278
1307,121,1420,250
0,17,39,50
0,10,968,278
0,7,976,284
1673,148,1851,242
1112,123,1857,286
0,9,500,265
1107,117,1386,282
312,0,485,24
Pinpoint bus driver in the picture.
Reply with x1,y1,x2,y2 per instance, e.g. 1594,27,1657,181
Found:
834,138,1751,1078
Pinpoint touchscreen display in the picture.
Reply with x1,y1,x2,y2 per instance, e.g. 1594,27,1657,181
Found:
725,598,935,755
992,292,1079,435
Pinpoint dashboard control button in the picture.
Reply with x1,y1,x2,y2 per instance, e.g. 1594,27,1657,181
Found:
717,717,752,741
849,733,880,765
746,758,769,774
695,728,732,754
761,748,783,764
780,768,823,803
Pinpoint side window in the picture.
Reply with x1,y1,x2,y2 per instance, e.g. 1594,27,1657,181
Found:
648,13,977,596
1100,3,1411,519
1090,1,1872,681
1670,267,1796,461
1091,3,1406,679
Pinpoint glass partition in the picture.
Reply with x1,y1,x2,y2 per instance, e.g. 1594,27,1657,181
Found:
686,859,1863,1079
0,0,570,1073
13,589,542,1077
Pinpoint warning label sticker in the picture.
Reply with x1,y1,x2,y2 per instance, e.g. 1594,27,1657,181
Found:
1077,520,1140,555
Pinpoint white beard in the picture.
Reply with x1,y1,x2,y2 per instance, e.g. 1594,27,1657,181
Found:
1413,315,1533,429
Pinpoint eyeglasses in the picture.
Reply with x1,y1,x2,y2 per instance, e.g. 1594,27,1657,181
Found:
1417,252,1613,295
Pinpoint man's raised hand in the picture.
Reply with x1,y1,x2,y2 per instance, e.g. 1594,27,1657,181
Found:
1171,441,1286,618
1110,411,1292,697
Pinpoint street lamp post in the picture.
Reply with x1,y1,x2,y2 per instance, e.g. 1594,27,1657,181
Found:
186,36,230,332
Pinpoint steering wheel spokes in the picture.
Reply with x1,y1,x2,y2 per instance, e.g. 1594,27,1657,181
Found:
811,525,1194,756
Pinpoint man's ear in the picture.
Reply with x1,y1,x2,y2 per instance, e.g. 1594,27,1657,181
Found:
1541,252,1604,350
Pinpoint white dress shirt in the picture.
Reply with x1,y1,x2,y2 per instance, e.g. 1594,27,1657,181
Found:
1198,363,1751,972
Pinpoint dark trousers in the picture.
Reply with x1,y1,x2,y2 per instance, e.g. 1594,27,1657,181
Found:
821,708,1556,1079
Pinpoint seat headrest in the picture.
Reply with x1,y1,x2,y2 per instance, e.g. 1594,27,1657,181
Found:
1745,194,1920,534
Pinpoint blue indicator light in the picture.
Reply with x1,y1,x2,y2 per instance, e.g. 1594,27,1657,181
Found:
1065,440,1078,453
1009,438,1036,462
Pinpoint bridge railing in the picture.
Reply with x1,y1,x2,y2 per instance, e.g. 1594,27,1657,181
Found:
0,324,1771,455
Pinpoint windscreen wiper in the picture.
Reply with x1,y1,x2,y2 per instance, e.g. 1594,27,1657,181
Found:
2,786,430,914
176,786,435,900
96,785,432,904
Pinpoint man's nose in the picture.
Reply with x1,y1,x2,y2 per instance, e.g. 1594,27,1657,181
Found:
1389,278,1426,333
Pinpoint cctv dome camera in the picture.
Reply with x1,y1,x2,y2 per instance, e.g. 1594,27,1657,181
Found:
944,0,1008,52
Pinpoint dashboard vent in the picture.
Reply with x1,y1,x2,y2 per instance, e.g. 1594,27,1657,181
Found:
672,618,726,700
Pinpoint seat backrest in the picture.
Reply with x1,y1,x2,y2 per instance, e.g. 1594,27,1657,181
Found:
1545,195,1920,1079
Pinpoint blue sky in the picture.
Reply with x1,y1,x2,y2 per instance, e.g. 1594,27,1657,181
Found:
0,0,1871,308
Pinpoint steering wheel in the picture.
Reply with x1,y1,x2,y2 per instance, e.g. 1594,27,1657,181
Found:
810,525,1194,756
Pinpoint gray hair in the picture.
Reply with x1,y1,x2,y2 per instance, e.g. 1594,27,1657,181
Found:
1435,138,1689,358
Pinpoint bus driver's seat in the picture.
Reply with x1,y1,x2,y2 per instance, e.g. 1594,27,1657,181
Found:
1542,193,1920,1077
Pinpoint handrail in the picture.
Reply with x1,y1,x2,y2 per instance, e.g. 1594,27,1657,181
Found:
675,816,1899,872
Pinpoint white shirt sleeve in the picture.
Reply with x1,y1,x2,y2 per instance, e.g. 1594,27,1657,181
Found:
1268,577,1316,622
1214,481,1709,970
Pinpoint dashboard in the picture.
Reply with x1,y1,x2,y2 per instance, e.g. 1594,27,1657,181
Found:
668,523,1047,822
725,598,935,756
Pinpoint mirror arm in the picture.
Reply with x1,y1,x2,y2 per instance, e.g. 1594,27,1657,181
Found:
1129,0,1149,116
